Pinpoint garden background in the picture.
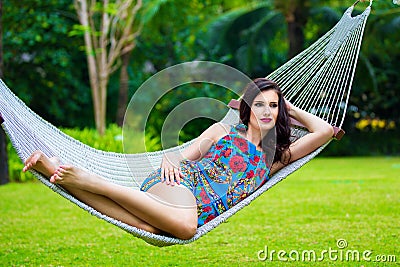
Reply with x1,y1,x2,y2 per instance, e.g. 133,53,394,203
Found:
0,0,399,266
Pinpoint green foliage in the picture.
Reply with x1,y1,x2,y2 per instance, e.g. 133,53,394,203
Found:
322,130,400,156
3,0,92,128
350,1,400,124
60,124,125,153
142,83,239,149
7,145,31,183
200,3,288,77
2,0,400,157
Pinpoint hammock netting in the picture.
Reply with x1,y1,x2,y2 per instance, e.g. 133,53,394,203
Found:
0,3,371,246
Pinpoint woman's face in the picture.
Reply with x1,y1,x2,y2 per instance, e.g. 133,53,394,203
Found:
248,90,279,132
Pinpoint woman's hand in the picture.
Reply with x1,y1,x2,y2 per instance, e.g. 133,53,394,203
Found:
158,122,229,186
160,152,184,186
284,98,295,115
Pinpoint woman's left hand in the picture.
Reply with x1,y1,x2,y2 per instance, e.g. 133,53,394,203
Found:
160,152,183,186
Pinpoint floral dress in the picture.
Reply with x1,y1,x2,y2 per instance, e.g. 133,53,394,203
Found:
140,124,270,227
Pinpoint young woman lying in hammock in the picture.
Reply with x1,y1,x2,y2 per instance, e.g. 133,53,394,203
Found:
22,78,333,240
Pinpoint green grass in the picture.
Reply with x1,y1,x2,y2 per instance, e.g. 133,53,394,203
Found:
0,157,399,266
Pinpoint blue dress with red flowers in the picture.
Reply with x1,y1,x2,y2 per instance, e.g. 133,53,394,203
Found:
140,124,270,227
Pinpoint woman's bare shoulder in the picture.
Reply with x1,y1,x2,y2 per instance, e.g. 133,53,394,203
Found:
211,122,231,132
203,122,231,143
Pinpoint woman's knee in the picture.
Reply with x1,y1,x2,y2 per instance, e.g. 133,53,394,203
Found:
174,220,197,240
169,213,197,240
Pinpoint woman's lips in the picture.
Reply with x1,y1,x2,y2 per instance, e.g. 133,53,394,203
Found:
261,118,272,123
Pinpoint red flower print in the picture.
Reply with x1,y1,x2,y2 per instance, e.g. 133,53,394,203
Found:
229,155,247,173
253,155,260,162
256,168,267,179
262,154,270,167
215,143,224,150
223,148,232,158
204,214,216,224
233,137,249,152
246,170,254,178
250,155,260,165
199,188,211,204
203,206,212,212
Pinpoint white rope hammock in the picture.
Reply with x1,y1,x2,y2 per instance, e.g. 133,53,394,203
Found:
0,2,371,247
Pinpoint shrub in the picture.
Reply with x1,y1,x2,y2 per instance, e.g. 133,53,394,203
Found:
322,130,400,156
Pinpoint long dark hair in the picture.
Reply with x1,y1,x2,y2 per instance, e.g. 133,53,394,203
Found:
239,78,292,164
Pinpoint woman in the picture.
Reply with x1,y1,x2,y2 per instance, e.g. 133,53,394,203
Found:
23,78,333,240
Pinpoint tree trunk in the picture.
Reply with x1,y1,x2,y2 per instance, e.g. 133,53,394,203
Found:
98,71,108,136
286,3,308,59
76,0,104,135
116,51,131,127
74,0,142,135
0,0,9,185
0,122,8,185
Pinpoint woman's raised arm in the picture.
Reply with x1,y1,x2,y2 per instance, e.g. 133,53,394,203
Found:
270,102,334,175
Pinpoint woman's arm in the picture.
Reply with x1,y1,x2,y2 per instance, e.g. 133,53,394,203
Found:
270,103,334,175
161,122,229,185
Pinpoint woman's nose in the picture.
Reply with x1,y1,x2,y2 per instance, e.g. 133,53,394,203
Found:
263,106,271,116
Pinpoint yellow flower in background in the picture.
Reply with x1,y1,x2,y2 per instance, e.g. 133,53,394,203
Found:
371,119,379,129
355,118,396,131
355,119,370,131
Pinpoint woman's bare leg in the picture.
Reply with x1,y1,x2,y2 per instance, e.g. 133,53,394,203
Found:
23,151,163,234
24,151,198,239
52,165,198,239
61,185,163,234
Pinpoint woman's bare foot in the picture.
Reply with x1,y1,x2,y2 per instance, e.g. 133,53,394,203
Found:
50,165,106,193
23,151,60,178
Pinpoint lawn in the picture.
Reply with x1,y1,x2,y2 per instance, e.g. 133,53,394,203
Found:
0,157,399,266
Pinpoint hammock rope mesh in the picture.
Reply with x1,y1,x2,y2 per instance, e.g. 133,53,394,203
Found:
0,3,371,247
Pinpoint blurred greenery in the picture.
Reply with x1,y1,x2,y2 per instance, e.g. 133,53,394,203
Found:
2,0,399,156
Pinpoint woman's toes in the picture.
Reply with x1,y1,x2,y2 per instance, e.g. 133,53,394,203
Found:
59,165,73,172
54,169,63,178
50,173,62,184
22,164,29,172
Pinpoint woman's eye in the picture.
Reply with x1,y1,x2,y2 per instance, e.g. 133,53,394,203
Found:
254,103,264,107
270,103,278,108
